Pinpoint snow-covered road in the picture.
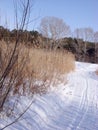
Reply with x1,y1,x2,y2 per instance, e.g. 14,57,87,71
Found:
0,62,98,130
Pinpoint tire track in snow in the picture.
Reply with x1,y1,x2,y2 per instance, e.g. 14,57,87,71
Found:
67,64,98,130
1,63,98,130
67,76,89,130
75,78,89,129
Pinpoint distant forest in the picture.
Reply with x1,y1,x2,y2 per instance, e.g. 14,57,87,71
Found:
0,25,98,63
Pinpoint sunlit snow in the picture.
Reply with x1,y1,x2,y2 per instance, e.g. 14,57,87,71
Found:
0,62,98,130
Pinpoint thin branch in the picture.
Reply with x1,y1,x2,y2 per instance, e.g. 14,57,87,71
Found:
0,0,30,85
1,99,34,130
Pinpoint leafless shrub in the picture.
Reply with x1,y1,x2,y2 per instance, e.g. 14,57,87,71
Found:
0,0,32,111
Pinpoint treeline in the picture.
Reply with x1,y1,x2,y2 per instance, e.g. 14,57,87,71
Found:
0,25,98,63
0,26,41,45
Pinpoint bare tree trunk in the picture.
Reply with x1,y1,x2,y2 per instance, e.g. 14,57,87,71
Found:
0,0,31,111
83,41,87,62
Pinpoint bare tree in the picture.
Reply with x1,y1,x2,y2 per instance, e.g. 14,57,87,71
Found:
94,31,98,62
74,27,93,41
74,27,93,61
74,28,83,60
82,28,93,61
39,16,71,50
94,31,98,43
74,28,83,40
0,0,33,111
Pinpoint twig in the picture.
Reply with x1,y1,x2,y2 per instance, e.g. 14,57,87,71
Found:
1,99,34,130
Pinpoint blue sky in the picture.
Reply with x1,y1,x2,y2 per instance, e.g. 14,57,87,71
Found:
0,0,98,32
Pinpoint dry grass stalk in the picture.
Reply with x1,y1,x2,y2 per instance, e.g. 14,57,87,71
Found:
28,48,75,84
0,41,75,95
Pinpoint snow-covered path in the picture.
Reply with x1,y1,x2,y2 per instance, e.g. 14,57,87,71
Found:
0,62,98,130
63,62,98,130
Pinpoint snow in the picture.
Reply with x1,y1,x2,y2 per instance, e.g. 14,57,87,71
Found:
0,62,98,130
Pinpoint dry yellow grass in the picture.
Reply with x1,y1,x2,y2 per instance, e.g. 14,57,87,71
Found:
0,41,75,80
28,49,75,81
0,41,75,94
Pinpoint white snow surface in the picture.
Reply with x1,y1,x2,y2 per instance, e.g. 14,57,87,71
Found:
0,62,98,130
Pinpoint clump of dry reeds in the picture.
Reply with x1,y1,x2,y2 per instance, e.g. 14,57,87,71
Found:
28,49,75,81
0,41,75,95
